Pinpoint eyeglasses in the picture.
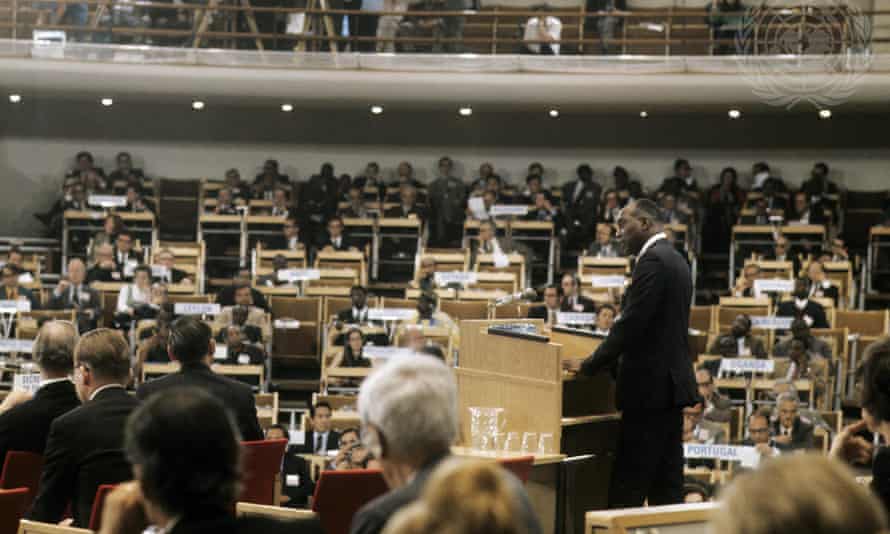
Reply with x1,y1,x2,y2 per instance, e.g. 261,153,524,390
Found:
749,427,769,434
696,381,712,387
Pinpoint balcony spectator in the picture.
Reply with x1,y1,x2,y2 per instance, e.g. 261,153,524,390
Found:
270,187,293,218
523,7,562,55
123,184,155,214
788,191,827,226
658,193,691,225
301,163,341,237
341,184,372,218
658,159,698,198
87,243,124,283
704,167,744,252
751,161,786,193
108,152,145,193
384,183,426,220
377,0,409,52
706,0,744,55
89,214,125,263
599,189,621,224
224,168,251,202
587,0,625,54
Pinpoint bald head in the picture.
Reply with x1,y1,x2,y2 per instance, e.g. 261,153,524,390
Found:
34,321,78,378
68,258,86,284
617,199,663,256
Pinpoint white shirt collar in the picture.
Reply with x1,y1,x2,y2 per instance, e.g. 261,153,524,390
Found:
637,232,667,260
39,377,71,389
89,383,125,401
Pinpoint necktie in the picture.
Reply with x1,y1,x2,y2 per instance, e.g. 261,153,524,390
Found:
315,434,323,453
73,286,80,306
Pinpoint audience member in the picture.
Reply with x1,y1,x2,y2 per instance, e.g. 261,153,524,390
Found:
112,229,139,277
254,159,291,187
772,392,815,452
732,263,761,298
561,164,601,252
99,388,310,534
805,259,840,305
90,214,125,262
278,216,304,251
560,272,596,313
384,183,426,220
123,185,155,214
213,283,271,343
223,325,266,365
788,190,827,226
742,408,779,461
469,219,510,267
708,314,768,358
523,7,562,54
114,264,153,328
30,328,138,527
528,284,561,324
751,161,786,192
0,321,81,466
225,168,251,202
586,223,620,257
154,248,193,284
299,401,341,454
0,264,40,310
214,188,241,215
776,278,830,329
331,328,372,369
773,318,832,360
355,162,385,191
427,157,468,248
696,366,731,423
763,235,800,275
88,243,124,283
706,0,743,54
271,187,292,217
266,424,315,508
411,257,436,293
216,270,269,311
136,316,264,441
524,192,562,228
682,478,713,503
4,246,31,279
683,402,726,468
658,158,698,198
350,355,541,534
50,258,102,332
137,308,175,366
337,285,375,324
318,215,357,252
332,427,376,470
714,454,887,534
301,163,340,238
599,189,621,224
801,162,839,198
340,184,370,218
593,303,615,336
657,193,690,225
704,167,743,251
107,152,144,192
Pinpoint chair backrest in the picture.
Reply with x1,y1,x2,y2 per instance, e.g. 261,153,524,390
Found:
0,451,44,511
311,469,389,534
241,439,289,505
17,520,92,534
77,450,131,528
496,456,535,484
689,306,713,333
88,484,117,531
0,488,29,534
835,310,889,337
440,300,489,321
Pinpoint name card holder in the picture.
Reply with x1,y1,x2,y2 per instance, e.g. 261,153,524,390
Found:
435,272,477,287
174,303,221,316
277,269,321,282
13,373,42,394
368,308,416,322
750,316,793,330
0,300,31,313
556,312,596,325
683,444,760,468
88,195,128,208
273,319,301,329
0,339,33,353
753,279,794,297
490,205,529,217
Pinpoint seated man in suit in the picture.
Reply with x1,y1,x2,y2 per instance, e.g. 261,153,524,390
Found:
586,223,620,258
222,325,265,366
776,278,830,329
49,258,102,332
137,316,263,441
527,284,562,324
683,401,726,469
772,392,815,452
213,283,271,344
741,408,780,462
154,248,193,285
524,191,562,226
317,216,357,253
112,230,139,280
5,246,35,282
266,424,315,508
340,184,371,219
384,182,426,221
0,264,39,310
696,366,731,423
732,263,761,298
804,259,840,306
299,401,341,455
277,217,304,251
593,303,616,336
763,236,800,275
256,255,290,287
708,314,768,358
773,318,832,360
559,272,596,313
0,321,81,466
86,243,124,283
469,219,511,269
410,257,436,293
216,270,269,312
269,187,293,218
336,285,380,327
98,389,309,534
30,328,139,527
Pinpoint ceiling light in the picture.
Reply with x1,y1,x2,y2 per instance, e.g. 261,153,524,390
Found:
819,109,832,119
459,106,473,117
192,100,205,111
548,109,559,118
639,110,648,118
281,103,294,112
8,94,21,104
100,98,113,107
370,105,383,115
728,109,741,119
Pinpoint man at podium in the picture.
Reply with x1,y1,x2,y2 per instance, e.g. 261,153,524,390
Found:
566,199,697,508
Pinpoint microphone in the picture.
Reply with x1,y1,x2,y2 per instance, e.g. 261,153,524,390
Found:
493,288,538,306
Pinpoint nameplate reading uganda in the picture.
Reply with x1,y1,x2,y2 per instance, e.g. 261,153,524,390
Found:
277,269,321,282
368,308,416,321
589,275,626,288
88,194,128,208
719,358,775,374
0,300,31,313
556,312,596,325
434,272,477,286
750,316,793,330
753,279,795,295
173,303,221,316
489,205,529,217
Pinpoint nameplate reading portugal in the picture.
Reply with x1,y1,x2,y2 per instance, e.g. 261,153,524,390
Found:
750,316,793,330
173,303,221,316
435,272,477,286
683,444,760,467
719,358,775,374
489,205,529,217
589,275,626,288
277,269,321,282
88,195,128,208
556,312,596,325
368,308,416,321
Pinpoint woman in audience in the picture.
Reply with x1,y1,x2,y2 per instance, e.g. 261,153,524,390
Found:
114,264,153,329
831,336,890,515
714,454,887,534
382,459,531,534
332,328,372,369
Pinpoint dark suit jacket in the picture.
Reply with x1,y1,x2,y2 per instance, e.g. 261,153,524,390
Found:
215,286,269,312
561,180,601,235
383,204,427,221
30,387,138,527
86,265,123,284
0,380,80,467
872,446,890,517
316,233,356,252
48,285,102,331
337,307,373,324
809,282,840,306
772,417,815,452
300,175,340,223
298,430,341,454
171,514,321,534
154,267,189,284
776,300,829,329
579,238,697,415
559,295,597,314
280,446,316,507
137,362,263,442
0,285,40,310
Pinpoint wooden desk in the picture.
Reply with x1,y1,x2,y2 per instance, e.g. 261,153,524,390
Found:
142,362,264,389
586,502,716,534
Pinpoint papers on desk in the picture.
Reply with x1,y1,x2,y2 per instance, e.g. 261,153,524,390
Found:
492,251,510,268
289,430,306,445
683,444,760,468
174,303,221,316
468,197,488,220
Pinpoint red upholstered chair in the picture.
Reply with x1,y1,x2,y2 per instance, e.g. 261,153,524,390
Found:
88,484,117,531
241,439,289,505
0,487,30,534
497,456,535,484
0,451,44,510
312,469,389,534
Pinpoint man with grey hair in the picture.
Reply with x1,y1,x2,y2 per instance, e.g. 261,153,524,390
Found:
772,391,815,452
0,321,81,465
349,355,542,534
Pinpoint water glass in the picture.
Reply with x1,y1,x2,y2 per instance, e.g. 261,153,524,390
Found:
520,432,537,454
537,433,554,454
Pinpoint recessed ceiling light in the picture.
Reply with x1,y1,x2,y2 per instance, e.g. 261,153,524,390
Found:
728,109,742,119
281,103,294,112
459,106,473,117
548,109,559,118
370,105,384,115
192,100,205,111
100,98,113,107
639,110,648,118
8,94,21,104
819,109,832,119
